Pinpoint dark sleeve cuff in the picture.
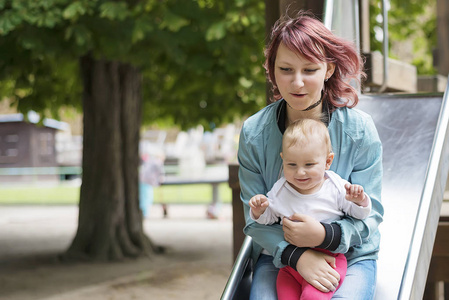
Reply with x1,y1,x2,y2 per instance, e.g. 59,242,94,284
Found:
317,222,341,251
281,245,308,271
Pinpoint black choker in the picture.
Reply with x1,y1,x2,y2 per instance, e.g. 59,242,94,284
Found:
287,97,322,111
302,97,322,111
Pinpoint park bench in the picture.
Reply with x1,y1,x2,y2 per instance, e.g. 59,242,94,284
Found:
160,164,229,218
0,166,82,182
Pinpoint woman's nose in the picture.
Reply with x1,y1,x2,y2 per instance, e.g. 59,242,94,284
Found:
291,73,304,88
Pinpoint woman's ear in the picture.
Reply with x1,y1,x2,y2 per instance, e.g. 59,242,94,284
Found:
326,63,336,80
326,152,334,169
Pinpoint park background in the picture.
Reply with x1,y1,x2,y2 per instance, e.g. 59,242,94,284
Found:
0,0,448,299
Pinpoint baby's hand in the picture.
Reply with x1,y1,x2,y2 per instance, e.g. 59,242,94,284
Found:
344,183,367,206
249,194,269,219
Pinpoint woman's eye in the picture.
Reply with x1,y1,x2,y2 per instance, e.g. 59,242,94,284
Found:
305,69,318,73
280,67,292,72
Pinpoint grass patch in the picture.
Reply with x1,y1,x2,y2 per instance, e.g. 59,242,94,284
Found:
0,183,232,205
0,185,80,205
155,183,231,204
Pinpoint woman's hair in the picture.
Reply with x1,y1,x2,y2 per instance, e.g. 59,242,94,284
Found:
264,11,365,109
283,118,332,153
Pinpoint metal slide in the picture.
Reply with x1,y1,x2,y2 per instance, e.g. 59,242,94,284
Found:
222,0,449,297
221,90,449,299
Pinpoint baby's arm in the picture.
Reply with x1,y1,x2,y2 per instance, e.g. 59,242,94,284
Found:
344,183,370,207
249,194,269,220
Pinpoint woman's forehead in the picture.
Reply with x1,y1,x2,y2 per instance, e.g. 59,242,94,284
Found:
276,42,324,65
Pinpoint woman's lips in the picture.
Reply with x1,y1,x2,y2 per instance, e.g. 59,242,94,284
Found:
291,93,306,97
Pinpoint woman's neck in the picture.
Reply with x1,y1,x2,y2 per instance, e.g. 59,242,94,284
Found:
286,105,323,127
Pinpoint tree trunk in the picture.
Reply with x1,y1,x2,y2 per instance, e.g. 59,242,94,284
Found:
61,54,158,261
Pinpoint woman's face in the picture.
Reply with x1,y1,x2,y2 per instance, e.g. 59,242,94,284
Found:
274,43,334,111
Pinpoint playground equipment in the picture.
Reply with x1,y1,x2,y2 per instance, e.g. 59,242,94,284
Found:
222,91,449,300
222,0,449,299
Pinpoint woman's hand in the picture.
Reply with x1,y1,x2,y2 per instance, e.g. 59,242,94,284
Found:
296,249,340,292
283,213,325,247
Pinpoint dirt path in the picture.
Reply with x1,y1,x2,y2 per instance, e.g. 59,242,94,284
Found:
0,204,233,300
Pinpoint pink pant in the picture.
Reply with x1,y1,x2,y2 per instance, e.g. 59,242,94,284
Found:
276,250,347,300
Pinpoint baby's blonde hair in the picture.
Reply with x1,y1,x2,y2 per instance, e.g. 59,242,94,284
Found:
283,119,332,153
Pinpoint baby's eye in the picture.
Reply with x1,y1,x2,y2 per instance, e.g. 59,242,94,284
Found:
305,163,316,167
287,163,296,167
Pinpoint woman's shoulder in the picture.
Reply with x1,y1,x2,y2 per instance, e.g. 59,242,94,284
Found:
332,106,372,123
329,107,378,140
241,101,281,140
331,106,377,135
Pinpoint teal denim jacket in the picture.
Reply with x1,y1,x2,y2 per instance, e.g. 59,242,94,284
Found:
238,100,384,268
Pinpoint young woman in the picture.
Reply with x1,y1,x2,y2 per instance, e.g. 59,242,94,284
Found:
237,12,384,300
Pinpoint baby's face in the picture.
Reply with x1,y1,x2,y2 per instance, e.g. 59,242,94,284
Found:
281,139,331,194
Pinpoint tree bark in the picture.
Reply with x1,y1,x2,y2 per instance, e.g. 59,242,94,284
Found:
61,54,158,261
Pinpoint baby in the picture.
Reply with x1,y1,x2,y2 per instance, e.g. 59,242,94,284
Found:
250,118,371,300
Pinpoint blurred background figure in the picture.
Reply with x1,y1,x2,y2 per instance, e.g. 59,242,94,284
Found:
139,152,165,218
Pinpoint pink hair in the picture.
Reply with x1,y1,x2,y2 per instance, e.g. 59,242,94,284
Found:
264,11,366,109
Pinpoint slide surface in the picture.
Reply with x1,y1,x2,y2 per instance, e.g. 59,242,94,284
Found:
222,92,449,300
358,94,447,299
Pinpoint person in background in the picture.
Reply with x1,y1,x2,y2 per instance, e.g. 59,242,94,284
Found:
139,152,165,218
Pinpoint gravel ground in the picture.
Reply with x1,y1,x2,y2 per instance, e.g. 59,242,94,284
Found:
0,204,233,300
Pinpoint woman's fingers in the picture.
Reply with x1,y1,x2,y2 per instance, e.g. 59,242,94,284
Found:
311,280,331,293
283,214,325,247
310,268,340,292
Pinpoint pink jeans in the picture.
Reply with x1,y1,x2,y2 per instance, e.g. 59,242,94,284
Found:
276,250,347,300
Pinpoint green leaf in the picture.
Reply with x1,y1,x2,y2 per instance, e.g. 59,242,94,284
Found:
205,21,226,41
62,2,87,21
239,76,253,88
65,24,92,47
99,2,129,21
37,8,63,28
160,10,190,32
0,11,22,35
132,16,154,43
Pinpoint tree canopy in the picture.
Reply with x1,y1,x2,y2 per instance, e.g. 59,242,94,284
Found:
1,0,440,128
0,0,266,130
